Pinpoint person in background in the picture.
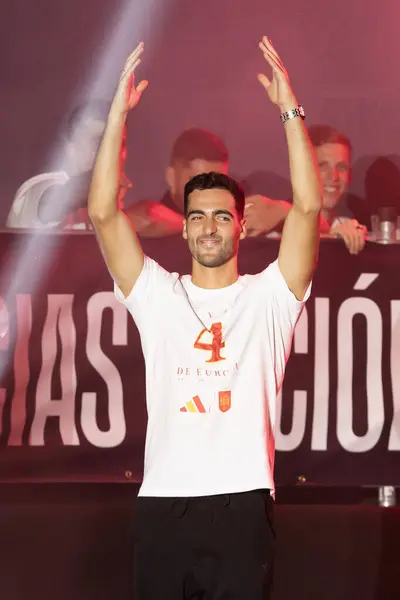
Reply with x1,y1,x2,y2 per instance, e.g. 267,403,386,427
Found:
245,125,367,254
6,101,132,231
310,124,367,254
126,128,315,237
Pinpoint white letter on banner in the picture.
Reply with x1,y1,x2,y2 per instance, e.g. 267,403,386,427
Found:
9,295,32,445
389,301,400,450
276,309,308,451
0,296,9,437
31,295,79,445
337,298,384,452
312,298,330,450
82,293,127,448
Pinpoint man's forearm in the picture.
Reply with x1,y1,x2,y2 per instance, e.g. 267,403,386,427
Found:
88,111,125,223
282,111,322,214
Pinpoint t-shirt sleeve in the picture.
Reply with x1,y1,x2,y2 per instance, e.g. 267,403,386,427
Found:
259,259,312,392
261,258,311,322
114,256,173,327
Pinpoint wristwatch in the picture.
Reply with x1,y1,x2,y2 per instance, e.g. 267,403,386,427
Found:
280,105,305,124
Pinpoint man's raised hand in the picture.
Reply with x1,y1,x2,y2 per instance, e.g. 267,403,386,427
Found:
111,42,148,118
257,37,296,110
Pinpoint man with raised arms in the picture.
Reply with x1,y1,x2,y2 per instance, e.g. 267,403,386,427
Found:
89,36,321,600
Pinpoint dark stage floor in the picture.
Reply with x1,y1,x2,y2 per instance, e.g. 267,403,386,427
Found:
0,483,399,600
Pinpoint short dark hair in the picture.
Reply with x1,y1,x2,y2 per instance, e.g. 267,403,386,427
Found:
66,100,109,138
170,128,229,166
184,172,245,219
308,124,352,156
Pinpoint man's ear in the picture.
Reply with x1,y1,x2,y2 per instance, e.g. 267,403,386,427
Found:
166,166,175,194
347,167,352,187
182,219,188,240
239,218,247,240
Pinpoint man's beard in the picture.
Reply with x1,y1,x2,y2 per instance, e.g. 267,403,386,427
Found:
189,235,237,268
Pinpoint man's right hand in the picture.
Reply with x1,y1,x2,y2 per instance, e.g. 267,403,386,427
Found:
109,42,148,120
89,43,149,299
126,201,184,237
244,195,290,236
331,219,367,255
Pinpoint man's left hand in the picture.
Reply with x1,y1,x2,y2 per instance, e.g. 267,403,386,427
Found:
257,36,297,110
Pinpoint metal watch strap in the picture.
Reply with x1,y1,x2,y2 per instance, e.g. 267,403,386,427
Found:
280,105,305,124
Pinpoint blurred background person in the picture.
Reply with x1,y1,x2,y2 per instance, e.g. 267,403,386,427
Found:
6,100,132,231
311,124,368,254
126,127,303,237
245,125,368,254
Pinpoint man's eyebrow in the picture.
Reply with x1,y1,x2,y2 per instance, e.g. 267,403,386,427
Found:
187,209,206,217
187,209,234,218
214,209,234,217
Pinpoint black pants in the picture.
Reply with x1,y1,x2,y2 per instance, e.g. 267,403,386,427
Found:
133,489,275,599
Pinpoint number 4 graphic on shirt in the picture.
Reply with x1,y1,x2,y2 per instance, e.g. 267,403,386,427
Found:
194,323,226,363
180,391,232,413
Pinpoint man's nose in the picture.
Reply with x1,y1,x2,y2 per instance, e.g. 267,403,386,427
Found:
204,216,217,234
329,166,339,181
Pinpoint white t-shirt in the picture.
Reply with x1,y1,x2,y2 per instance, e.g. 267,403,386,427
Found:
115,256,310,497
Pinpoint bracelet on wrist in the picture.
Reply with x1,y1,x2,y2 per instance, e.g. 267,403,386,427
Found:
280,105,305,124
